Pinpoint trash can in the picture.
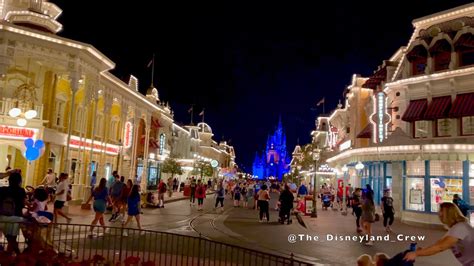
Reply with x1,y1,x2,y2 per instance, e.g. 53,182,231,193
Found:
304,195,314,216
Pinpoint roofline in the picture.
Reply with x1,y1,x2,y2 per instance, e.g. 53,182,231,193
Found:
412,3,474,27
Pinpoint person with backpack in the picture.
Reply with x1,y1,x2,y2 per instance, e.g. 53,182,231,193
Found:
157,179,167,208
0,172,26,255
453,194,470,217
109,175,125,222
381,189,395,233
195,180,206,211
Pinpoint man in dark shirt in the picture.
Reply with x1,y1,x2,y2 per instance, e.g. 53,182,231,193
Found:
0,172,26,254
381,189,395,233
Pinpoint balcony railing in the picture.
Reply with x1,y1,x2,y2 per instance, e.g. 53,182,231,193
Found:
0,98,43,121
0,221,312,266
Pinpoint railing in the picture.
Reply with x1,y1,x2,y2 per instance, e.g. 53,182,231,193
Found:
0,221,313,266
0,98,43,121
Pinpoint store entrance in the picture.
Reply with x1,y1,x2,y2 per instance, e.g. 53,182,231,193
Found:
0,143,26,176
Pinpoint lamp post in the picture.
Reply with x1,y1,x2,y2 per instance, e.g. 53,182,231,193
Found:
355,161,365,189
115,139,123,172
311,149,320,218
341,165,349,215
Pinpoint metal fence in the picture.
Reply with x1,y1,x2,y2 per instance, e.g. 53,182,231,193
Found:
0,221,313,265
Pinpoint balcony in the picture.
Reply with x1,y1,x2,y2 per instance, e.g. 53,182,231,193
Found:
0,98,44,122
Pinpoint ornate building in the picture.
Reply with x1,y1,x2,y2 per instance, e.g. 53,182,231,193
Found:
252,118,290,180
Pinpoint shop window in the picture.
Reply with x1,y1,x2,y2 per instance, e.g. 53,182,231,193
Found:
385,163,392,177
430,161,462,177
406,177,425,211
406,161,425,176
436,118,451,137
414,120,430,138
462,116,474,135
430,178,463,212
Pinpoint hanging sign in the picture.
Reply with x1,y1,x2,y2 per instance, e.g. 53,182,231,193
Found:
370,92,391,143
0,125,38,140
123,121,133,149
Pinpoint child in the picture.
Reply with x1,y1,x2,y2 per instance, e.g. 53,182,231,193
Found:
29,187,52,221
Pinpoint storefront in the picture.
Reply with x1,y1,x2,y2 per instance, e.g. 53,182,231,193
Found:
403,160,473,225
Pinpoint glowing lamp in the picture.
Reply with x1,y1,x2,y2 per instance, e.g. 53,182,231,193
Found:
342,165,348,172
8,108,21,117
17,118,27,127
24,110,37,119
355,161,365,170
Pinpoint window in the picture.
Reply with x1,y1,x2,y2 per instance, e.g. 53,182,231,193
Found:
74,106,84,132
407,161,425,176
95,114,104,138
406,177,425,211
462,116,474,135
414,120,430,138
109,120,118,140
430,178,463,212
436,118,451,137
54,100,65,127
412,59,427,75
434,52,451,71
469,164,474,205
459,49,474,67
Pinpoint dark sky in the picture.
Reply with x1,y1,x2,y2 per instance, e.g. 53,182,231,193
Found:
51,0,472,171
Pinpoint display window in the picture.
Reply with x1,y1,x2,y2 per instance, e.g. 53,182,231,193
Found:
462,116,474,135
414,121,430,138
436,119,451,137
406,177,425,211
430,178,463,212
406,161,425,176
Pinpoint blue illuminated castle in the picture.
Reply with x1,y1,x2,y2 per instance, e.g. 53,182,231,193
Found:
252,118,290,180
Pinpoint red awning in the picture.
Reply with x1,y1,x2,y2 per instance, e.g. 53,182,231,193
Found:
356,124,372,138
449,93,474,118
424,96,452,120
402,99,428,122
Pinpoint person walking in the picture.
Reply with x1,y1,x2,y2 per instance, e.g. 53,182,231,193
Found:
109,175,125,222
352,188,363,233
122,184,144,236
41,168,56,203
195,180,206,211
85,178,111,237
233,183,241,207
361,189,376,246
189,177,197,206
404,202,474,265
257,184,270,222
381,189,395,233
246,184,255,209
54,173,72,224
118,179,132,222
214,183,225,211
157,179,167,208
278,184,294,224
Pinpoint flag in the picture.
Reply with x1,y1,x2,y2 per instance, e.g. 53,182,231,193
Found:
147,58,153,68
199,109,204,116
316,97,325,106
188,106,193,113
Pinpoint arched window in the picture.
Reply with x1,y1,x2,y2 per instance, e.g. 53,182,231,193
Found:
455,33,474,67
74,106,84,133
430,39,451,72
407,45,428,76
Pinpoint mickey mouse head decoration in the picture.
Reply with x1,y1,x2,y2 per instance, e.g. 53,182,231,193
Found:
24,138,45,161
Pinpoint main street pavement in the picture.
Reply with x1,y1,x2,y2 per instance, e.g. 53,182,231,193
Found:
62,192,460,266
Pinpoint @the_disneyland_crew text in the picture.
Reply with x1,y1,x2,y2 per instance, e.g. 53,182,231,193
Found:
287,233,426,244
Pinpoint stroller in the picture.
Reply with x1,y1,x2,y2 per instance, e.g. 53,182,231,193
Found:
278,204,292,224
322,194,331,210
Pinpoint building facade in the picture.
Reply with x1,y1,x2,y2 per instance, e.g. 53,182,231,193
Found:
0,0,236,199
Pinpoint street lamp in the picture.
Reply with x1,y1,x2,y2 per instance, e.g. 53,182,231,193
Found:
341,165,349,215
8,83,38,126
355,161,365,188
311,148,320,218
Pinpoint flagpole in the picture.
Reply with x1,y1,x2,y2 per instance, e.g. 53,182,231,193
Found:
151,53,155,86
190,105,194,125
202,109,205,123
323,101,325,114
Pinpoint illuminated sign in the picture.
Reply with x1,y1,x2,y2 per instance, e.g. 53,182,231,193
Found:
211,159,219,168
339,140,351,151
318,164,335,172
123,121,133,149
327,125,338,149
159,134,165,155
70,136,119,155
370,92,391,143
0,125,38,140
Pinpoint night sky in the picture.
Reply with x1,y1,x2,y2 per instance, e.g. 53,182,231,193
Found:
51,1,472,171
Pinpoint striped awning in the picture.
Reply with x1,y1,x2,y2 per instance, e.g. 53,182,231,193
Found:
449,93,474,118
402,99,428,122
424,96,451,120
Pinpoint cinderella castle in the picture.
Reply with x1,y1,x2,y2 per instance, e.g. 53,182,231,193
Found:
252,118,290,180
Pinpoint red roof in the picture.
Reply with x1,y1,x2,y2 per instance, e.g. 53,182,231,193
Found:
356,124,372,139
449,93,474,118
424,96,451,120
402,99,428,122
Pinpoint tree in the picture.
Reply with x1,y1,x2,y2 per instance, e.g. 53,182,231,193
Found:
191,161,214,180
161,158,183,180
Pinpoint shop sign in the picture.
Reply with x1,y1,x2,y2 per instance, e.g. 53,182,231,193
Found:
370,92,391,143
70,136,119,155
327,125,338,149
339,140,351,151
159,134,165,155
0,125,38,140
123,121,133,149
409,189,423,204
